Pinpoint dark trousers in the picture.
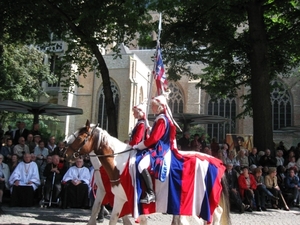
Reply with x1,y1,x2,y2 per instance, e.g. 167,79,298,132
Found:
62,181,89,208
10,185,35,207
229,189,244,212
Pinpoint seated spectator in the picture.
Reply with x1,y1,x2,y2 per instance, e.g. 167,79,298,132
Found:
277,165,287,191
225,150,240,170
43,155,67,204
285,168,300,207
190,134,201,152
236,149,249,168
253,167,278,211
51,141,69,168
238,166,257,212
221,143,229,161
259,149,277,168
225,163,245,213
8,154,19,173
34,140,49,180
284,150,295,167
0,138,14,164
46,136,56,155
265,167,289,210
203,146,212,155
30,123,42,137
248,147,259,167
210,137,219,157
0,154,10,214
216,149,226,164
13,137,29,161
25,133,35,154
61,157,90,209
178,131,190,151
287,156,298,171
276,150,285,167
9,153,40,207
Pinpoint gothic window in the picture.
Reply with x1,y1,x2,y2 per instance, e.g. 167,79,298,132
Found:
207,98,236,142
271,80,292,130
168,82,184,113
98,80,120,130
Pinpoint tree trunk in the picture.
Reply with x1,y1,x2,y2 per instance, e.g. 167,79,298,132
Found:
90,44,118,138
247,1,274,153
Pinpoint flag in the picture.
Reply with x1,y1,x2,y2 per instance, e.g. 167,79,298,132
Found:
154,46,168,95
133,150,225,222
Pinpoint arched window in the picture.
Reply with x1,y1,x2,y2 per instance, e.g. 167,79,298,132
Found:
98,80,120,130
207,97,236,142
271,80,292,130
168,82,184,113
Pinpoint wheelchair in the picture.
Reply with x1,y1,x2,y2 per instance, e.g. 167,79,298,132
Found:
39,172,62,208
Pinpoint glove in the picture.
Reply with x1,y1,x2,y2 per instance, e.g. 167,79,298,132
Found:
133,141,147,150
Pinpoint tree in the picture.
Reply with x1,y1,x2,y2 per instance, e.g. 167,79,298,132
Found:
0,0,153,137
154,0,300,151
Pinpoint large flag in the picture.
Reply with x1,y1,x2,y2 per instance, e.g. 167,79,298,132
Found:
154,46,168,95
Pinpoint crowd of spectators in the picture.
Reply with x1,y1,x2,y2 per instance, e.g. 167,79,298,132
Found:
177,131,300,214
0,121,97,215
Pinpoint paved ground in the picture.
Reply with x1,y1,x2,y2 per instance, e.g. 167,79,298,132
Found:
1,205,300,225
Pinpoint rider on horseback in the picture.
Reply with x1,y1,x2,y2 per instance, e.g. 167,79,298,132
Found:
133,93,177,204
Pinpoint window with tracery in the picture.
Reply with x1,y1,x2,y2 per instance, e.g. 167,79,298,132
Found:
207,97,236,142
168,82,184,113
271,80,292,130
98,80,120,130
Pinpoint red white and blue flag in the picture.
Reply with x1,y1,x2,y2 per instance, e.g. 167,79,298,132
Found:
154,46,168,95
133,150,225,223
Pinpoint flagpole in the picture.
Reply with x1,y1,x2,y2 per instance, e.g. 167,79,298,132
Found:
146,13,162,121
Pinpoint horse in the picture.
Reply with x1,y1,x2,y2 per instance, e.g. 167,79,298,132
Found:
65,120,230,225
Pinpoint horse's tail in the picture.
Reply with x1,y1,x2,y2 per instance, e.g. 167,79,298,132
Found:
219,176,231,225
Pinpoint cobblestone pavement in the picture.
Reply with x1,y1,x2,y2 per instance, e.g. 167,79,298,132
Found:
1,205,300,225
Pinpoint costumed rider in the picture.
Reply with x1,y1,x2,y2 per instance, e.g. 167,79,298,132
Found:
129,101,150,146
133,92,178,204
9,153,41,207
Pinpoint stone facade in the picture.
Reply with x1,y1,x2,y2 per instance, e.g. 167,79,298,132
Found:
41,44,300,150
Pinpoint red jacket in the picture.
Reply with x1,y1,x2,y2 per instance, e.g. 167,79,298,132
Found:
238,173,257,199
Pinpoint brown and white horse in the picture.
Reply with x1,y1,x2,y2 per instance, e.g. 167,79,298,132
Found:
65,120,230,225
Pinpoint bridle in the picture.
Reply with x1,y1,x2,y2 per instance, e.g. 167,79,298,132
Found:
69,124,135,158
69,124,99,158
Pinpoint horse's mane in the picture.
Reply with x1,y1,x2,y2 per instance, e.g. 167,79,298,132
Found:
91,126,128,154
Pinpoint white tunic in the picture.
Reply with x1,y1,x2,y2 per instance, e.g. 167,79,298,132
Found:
9,161,41,190
62,166,91,185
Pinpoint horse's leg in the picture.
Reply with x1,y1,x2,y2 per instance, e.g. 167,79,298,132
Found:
108,185,128,225
121,215,133,225
211,205,223,225
87,186,105,225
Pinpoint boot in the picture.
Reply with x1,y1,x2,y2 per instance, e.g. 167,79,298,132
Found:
96,206,104,223
140,169,156,204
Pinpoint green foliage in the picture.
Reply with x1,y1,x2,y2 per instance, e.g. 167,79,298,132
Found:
157,0,300,117
0,43,53,101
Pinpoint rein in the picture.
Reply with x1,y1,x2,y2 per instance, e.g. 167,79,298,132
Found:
88,147,135,158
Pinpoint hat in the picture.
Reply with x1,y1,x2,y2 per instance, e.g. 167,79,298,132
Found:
133,101,148,120
33,134,41,138
152,94,168,108
133,102,147,114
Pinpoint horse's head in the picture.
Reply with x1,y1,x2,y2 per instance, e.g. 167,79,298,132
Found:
65,120,96,162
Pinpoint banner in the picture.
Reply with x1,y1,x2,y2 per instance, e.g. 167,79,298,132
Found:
226,134,253,153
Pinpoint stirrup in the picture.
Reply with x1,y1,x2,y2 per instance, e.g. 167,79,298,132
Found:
140,192,156,204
